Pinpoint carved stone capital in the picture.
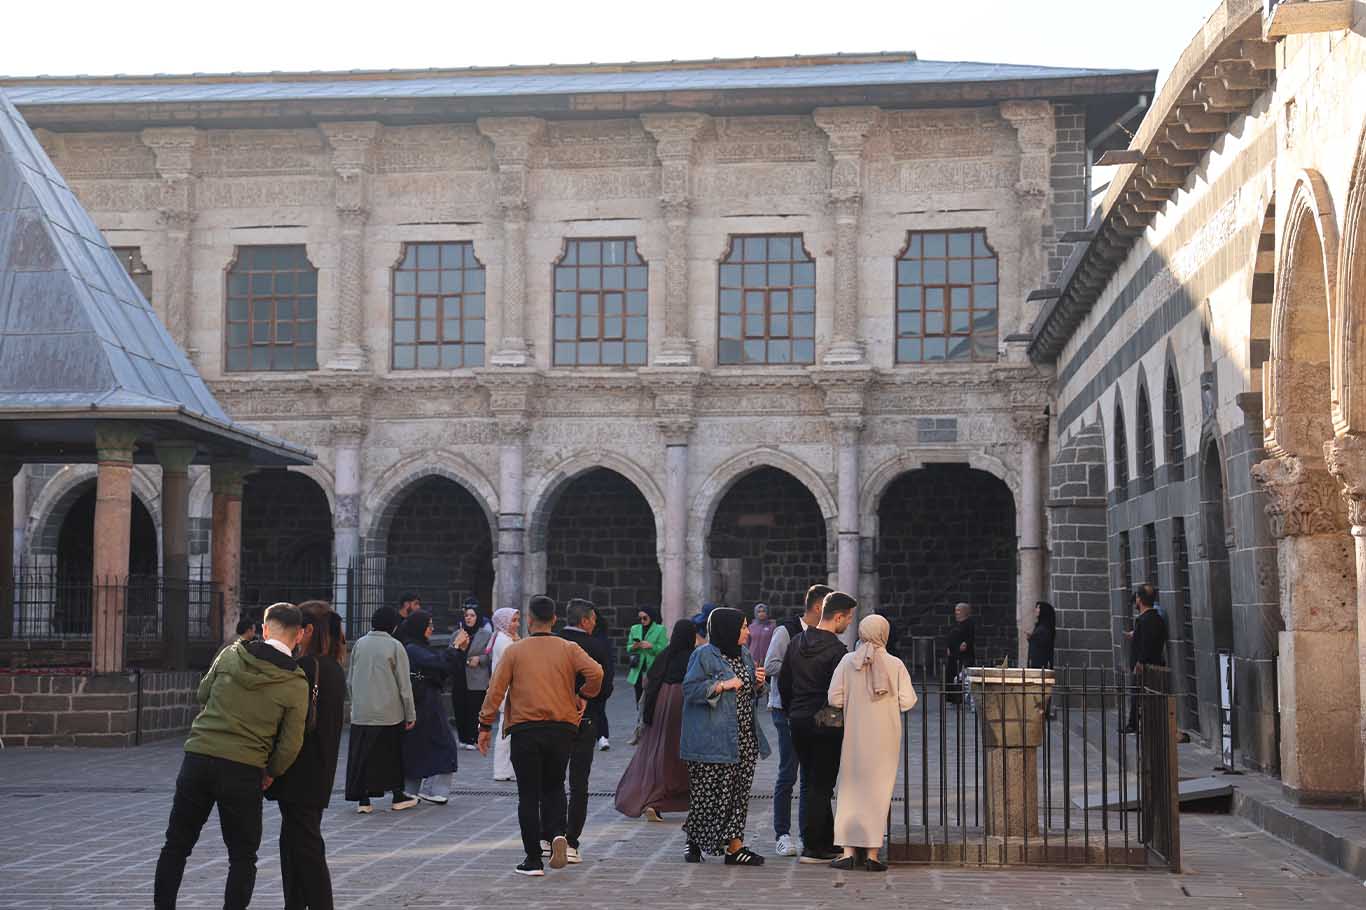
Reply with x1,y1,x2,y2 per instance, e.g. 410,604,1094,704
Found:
1251,455,1350,539
210,461,255,497
641,367,703,427
999,100,1055,200
337,204,369,229
656,415,697,445
811,366,874,419
1012,413,1050,444
496,414,532,441
319,121,382,169
330,420,368,448
155,442,199,475
306,373,376,416
140,127,202,179
95,425,141,464
1324,435,1366,529
477,369,541,416
813,106,880,155
641,113,712,160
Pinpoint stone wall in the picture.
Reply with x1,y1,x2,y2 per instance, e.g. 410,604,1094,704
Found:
239,469,336,617
1047,423,1113,669
0,670,202,747
877,464,1017,661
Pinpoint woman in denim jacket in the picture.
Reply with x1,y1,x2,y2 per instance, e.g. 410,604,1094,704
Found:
680,607,771,866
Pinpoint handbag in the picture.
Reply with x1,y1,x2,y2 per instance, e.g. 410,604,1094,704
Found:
302,661,319,733
628,652,641,670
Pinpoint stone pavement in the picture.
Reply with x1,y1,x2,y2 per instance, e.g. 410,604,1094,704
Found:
1,679,1363,909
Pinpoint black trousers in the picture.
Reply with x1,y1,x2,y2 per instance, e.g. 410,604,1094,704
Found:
562,715,597,848
154,752,263,910
510,725,575,861
278,801,333,910
790,722,843,854
454,688,484,745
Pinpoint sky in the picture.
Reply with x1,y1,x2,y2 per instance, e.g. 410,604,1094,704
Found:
6,0,1215,95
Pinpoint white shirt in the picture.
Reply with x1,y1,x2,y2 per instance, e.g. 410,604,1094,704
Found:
261,637,293,659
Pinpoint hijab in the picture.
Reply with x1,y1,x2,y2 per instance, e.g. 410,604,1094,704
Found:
396,609,432,646
706,606,745,659
1035,601,1057,634
637,606,660,629
851,614,893,697
660,618,699,683
487,606,519,656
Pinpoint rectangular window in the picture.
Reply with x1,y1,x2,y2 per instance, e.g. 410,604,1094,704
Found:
552,238,648,366
717,234,816,365
392,241,486,370
895,229,998,363
225,245,318,372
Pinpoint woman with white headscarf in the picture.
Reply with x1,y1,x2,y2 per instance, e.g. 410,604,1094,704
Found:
487,606,520,782
826,614,917,871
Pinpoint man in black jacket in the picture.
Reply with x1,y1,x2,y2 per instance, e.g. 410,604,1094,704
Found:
555,598,615,863
944,602,976,703
1123,584,1169,733
778,591,854,864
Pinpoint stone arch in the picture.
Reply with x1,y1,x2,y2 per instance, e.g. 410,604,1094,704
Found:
1112,393,1131,500
860,449,1021,540
525,451,666,558
1162,342,1188,478
27,465,162,567
1266,170,1341,457
363,450,500,550
1134,364,1156,493
238,470,336,615
1246,187,1277,393
1336,122,1366,434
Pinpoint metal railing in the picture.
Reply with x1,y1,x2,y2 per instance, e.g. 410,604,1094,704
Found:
890,665,1180,870
9,566,221,642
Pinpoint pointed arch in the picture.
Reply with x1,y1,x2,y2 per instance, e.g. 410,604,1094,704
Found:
363,450,499,549
1162,348,1187,481
1336,120,1366,434
525,451,665,557
1135,366,1156,494
1113,396,1130,501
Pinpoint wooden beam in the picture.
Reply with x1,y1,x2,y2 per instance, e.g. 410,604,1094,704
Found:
1177,105,1228,133
1132,177,1169,203
1265,0,1354,39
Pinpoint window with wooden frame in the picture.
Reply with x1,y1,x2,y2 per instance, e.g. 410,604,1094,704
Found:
717,234,816,365
553,238,648,366
113,247,153,307
392,242,486,370
225,245,318,372
895,229,998,363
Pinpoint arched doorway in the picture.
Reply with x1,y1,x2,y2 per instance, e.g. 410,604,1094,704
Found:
544,468,661,653
1197,438,1234,743
877,464,1017,664
53,483,158,635
707,467,828,614
239,471,335,621
384,476,495,633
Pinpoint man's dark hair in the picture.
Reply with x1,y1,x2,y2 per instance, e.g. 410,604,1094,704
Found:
263,602,303,630
235,617,255,636
371,605,401,633
821,591,857,618
399,592,418,607
528,595,557,625
804,584,834,613
565,598,595,629
1135,583,1158,608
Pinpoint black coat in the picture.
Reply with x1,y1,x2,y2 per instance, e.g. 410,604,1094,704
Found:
1130,609,1169,668
777,628,847,724
402,642,461,779
560,627,615,725
266,655,346,809
1027,624,1055,670
946,618,976,672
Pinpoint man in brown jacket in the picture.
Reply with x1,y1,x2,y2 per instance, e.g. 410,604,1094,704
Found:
479,595,604,877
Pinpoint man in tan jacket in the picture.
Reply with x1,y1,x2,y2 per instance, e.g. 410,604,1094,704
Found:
479,595,603,877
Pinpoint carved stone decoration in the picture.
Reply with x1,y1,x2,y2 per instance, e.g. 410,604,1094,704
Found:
319,121,382,372
477,118,547,367
813,107,880,365
1324,434,1366,529
140,128,202,352
1263,356,1337,459
476,369,540,427
1000,100,1056,313
1012,413,1051,445
641,114,711,366
642,367,704,443
1252,454,1350,539
308,372,376,421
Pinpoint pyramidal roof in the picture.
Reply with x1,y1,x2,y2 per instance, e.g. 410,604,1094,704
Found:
0,89,307,464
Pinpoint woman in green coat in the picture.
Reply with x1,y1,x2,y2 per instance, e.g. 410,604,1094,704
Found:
627,607,669,703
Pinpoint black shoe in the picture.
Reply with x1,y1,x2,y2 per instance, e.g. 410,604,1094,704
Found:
864,858,888,872
830,855,858,870
799,849,836,864
515,859,545,877
724,846,765,866
685,842,703,863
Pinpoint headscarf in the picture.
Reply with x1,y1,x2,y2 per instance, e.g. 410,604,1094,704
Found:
396,609,432,646
641,618,700,725
637,606,660,628
1034,601,1057,634
461,602,483,637
487,606,519,656
706,606,745,659
851,614,893,697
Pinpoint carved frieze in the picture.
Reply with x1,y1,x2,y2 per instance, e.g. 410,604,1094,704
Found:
706,116,825,163
376,124,490,173
695,163,826,199
1251,454,1350,539
199,129,327,176
529,168,658,201
67,180,162,212
197,177,332,209
56,133,157,178
865,159,1016,196
372,172,495,215
884,108,1009,161
539,120,655,169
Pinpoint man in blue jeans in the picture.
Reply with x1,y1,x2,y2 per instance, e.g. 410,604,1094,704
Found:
763,583,830,857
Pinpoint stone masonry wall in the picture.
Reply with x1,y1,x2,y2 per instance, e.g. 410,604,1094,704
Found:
1047,423,1114,669
239,470,335,617
0,670,202,747
1047,102,1089,286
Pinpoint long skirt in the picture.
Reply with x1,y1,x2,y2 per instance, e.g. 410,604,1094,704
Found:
492,709,515,780
614,682,689,817
344,723,404,801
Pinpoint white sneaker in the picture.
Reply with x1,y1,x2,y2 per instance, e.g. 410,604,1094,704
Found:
566,846,582,864
775,834,797,856
597,737,610,751
540,840,553,858
548,835,569,869
417,792,448,805
462,742,478,751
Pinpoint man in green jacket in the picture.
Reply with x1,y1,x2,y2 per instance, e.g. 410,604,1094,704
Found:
154,602,309,910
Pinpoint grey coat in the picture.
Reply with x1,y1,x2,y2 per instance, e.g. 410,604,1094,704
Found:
463,624,494,691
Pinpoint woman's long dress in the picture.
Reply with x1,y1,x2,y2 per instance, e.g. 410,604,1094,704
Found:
682,653,759,854
490,633,515,781
614,681,689,816
829,651,917,848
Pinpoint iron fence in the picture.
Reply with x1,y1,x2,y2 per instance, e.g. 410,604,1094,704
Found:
8,566,221,643
891,665,1180,870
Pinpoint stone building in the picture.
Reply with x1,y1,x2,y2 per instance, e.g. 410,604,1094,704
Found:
1030,0,1366,802
0,53,1151,657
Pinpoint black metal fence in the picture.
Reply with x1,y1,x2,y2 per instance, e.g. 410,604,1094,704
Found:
891,665,1180,870
8,566,222,644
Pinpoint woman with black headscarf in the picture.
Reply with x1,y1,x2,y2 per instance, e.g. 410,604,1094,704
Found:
1027,601,1057,670
395,610,461,805
678,607,771,866
614,618,697,822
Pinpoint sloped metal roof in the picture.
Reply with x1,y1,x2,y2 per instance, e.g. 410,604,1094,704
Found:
0,89,309,464
4,59,1145,106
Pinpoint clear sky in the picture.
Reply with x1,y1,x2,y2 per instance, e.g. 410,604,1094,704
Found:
7,0,1214,95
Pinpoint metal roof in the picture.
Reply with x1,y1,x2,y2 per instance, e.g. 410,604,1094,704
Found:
0,89,310,465
3,59,1145,106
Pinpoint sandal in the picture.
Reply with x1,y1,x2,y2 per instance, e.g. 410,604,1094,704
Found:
724,846,766,866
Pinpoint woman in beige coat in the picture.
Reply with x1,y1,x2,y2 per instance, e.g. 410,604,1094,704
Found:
827,614,917,871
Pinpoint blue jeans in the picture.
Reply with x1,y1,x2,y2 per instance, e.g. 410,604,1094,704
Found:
771,708,807,838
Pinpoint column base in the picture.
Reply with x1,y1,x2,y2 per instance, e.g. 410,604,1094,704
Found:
490,344,531,367
324,344,368,372
822,341,865,366
652,338,695,367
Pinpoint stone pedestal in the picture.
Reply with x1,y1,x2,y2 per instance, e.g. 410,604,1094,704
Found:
969,667,1055,837
93,427,140,673
157,443,196,670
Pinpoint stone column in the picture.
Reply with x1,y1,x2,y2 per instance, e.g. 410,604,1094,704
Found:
1252,454,1363,802
835,418,862,647
210,462,252,645
813,107,880,365
331,420,366,626
1016,414,1050,664
140,128,201,352
1325,434,1366,797
643,368,702,625
1000,101,1056,321
320,122,381,372
641,114,710,366
477,117,546,367
0,460,18,639
157,442,197,670
479,370,538,615
93,426,140,673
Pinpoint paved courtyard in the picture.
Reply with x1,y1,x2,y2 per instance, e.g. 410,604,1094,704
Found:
1,680,1363,909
